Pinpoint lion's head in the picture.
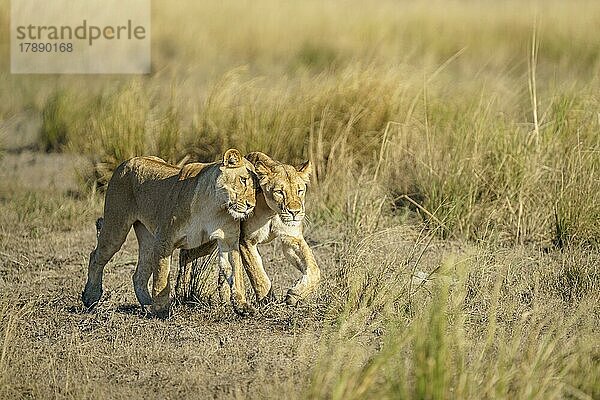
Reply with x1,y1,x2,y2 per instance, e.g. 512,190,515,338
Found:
217,149,257,220
245,152,311,227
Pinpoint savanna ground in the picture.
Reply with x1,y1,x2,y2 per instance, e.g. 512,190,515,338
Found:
0,1,599,398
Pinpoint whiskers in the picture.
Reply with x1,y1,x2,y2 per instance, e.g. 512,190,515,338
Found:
280,216,303,227
227,208,247,220
303,214,312,227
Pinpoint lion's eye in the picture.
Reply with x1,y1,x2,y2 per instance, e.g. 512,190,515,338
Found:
239,176,247,186
298,189,305,195
273,189,283,196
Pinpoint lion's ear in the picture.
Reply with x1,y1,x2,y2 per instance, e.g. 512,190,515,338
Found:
254,160,273,183
296,160,312,183
244,152,261,165
223,148,243,168
245,151,275,166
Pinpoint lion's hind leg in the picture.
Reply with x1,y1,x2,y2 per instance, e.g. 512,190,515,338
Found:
133,221,154,307
82,214,132,308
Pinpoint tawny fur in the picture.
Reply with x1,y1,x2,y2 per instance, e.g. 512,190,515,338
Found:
82,149,257,317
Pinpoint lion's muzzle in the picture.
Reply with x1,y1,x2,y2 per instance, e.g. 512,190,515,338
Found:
280,208,304,226
228,201,255,220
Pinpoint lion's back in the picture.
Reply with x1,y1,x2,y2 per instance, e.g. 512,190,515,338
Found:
122,156,181,182
101,157,182,222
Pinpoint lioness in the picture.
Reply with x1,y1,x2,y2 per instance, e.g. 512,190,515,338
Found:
179,152,320,307
82,149,257,317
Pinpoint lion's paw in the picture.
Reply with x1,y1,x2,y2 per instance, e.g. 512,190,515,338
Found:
81,288,102,309
257,288,277,307
284,290,300,306
152,305,172,320
233,302,256,317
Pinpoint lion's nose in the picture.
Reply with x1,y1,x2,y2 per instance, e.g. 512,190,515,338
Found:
289,209,300,218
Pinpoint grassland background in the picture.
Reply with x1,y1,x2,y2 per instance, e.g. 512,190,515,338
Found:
0,0,598,398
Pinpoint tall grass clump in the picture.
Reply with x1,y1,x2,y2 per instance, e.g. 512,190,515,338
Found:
182,67,407,216
309,242,600,399
65,82,185,187
550,95,600,248
383,84,600,246
39,90,83,152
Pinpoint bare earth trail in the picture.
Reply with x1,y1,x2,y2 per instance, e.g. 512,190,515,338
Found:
0,151,329,399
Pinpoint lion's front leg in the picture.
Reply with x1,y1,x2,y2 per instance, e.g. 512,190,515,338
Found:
150,243,173,318
240,241,274,305
218,241,254,316
82,248,106,308
281,235,321,306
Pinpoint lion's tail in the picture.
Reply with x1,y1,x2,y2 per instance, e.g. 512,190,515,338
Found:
95,217,104,240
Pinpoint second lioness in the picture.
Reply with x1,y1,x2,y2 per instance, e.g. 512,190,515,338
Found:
179,152,320,306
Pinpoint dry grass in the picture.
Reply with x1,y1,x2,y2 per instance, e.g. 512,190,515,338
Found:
0,0,599,398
